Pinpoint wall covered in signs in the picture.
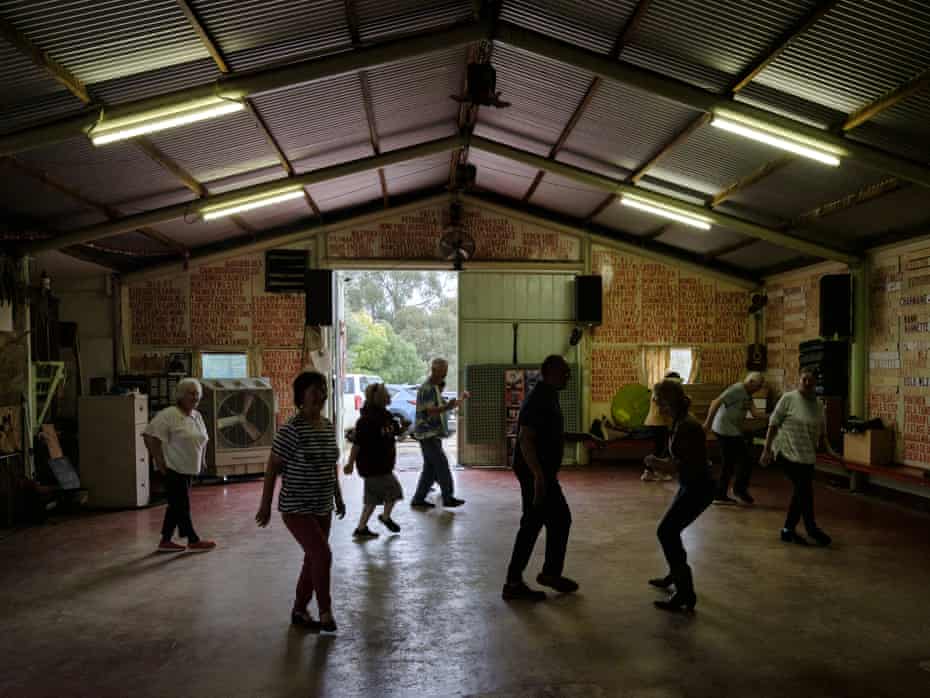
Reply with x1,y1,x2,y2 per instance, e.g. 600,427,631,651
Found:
589,245,753,416
868,238,930,469
124,252,309,426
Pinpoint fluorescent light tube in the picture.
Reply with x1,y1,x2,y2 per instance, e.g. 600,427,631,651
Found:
620,195,712,230
90,97,245,145
711,115,841,166
201,188,306,221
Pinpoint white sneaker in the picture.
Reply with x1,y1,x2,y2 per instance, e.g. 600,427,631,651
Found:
641,468,659,482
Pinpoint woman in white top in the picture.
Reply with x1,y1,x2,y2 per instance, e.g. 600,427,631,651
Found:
760,368,837,546
143,378,215,553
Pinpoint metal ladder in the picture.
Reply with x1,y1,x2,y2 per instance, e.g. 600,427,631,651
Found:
31,361,65,437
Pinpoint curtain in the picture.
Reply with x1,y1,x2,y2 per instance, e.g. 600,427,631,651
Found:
687,346,701,384
644,346,671,388
192,351,203,378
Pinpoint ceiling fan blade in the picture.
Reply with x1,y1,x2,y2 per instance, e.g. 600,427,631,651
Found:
242,420,261,441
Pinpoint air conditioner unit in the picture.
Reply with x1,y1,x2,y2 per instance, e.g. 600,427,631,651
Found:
200,378,275,477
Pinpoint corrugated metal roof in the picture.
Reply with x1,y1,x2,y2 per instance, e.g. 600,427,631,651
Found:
113,189,198,216
353,0,473,43
755,0,930,114
734,82,843,129
292,141,376,173
472,122,550,156
192,0,352,72
0,0,210,85
92,230,176,255
307,170,382,212
366,47,463,145
563,79,699,172
655,223,745,255
252,73,371,164
555,150,628,180
796,185,930,241
0,36,86,135
618,44,731,93
650,121,778,195
478,43,594,151
147,109,279,183
16,135,192,206
153,215,243,248
848,89,930,163
45,209,110,231
726,158,884,220
469,148,540,200
382,152,449,197
0,160,96,221
592,195,675,235
379,123,458,153
718,240,801,268
92,58,220,105
33,250,113,278
629,0,819,80
500,0,641,55
206,165,287,194
528,172,608,218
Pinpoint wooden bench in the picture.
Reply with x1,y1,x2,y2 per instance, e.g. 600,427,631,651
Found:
818,454,930,492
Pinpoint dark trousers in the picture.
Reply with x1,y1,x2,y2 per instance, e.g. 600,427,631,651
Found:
161,469,199,542
506,470,571,584
650,426,669,457
779,455,819,533
413,436,454,502
657,480,713,596
716,433,752,496
282,512,333,615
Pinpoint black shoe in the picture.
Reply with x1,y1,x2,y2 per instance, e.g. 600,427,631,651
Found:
378,514,401,533
713,495,738,505
808,529,832,546
442,496,465,508
502,581,546,602
780,528,809,545
654,592,696,613
353,526,379,539
319,615,337,633
648,574,674,589
733,490,755,505
536,574,579,593
291,610,321,631
411,500,435,509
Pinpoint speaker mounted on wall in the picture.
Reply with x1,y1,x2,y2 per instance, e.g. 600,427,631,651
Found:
575,275,603,326
819,274,852,338
305,269,334,327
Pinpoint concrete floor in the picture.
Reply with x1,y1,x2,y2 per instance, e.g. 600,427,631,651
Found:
2,460,930,698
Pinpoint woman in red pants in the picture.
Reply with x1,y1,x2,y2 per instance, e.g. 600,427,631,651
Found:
256,371,345,632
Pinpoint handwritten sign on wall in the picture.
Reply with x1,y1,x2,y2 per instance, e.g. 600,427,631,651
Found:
591,347,642,402
261,349,303,425
190,259,258,346
129,277,190,345
640,263,678,343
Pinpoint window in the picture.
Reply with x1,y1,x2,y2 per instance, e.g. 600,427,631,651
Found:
668,348,694,383
343,376,355,394
202,353,248,379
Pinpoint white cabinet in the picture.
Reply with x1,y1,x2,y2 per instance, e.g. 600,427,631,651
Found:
79,394,150,508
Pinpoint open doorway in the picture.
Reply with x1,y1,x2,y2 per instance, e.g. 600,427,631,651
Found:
335,270,459,470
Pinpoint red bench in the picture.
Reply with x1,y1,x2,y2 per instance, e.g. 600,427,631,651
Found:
818,454,930,491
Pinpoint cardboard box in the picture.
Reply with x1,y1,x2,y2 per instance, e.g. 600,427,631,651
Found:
843,429,895,466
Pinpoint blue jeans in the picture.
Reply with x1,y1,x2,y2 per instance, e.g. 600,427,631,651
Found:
413,437,454,502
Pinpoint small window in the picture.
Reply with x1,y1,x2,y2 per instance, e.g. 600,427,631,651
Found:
202,353,248,379
668,348,693,383
343,376,355,394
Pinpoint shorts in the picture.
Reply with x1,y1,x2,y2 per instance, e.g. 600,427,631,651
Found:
364,473,403,507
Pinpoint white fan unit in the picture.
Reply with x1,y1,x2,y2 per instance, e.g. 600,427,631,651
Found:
200,378,275,476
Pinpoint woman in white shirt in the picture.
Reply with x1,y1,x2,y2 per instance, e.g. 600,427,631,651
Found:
760,368,837,546
143,378,215,553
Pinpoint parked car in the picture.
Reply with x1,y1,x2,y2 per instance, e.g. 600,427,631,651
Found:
342,373,384,429
387,384,458,438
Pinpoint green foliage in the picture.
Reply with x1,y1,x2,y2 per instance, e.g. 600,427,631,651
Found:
347,311,427,384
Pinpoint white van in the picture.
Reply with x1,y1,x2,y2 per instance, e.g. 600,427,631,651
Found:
342,373,384,428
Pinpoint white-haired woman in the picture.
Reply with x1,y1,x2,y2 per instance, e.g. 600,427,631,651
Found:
143,377,216,553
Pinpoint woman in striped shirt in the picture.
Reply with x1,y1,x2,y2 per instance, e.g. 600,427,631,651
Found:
256,371,345,632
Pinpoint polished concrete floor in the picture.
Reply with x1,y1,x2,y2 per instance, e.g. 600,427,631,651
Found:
2,462,930,698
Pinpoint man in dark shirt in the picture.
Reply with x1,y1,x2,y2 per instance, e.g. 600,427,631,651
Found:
503,355,579,601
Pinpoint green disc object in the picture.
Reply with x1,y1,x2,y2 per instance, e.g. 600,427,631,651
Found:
610,384,651,427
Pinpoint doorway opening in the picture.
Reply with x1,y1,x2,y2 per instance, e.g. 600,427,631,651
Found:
335,270,459,470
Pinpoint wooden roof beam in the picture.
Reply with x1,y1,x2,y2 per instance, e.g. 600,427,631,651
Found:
0,16,91,103
175,0,230,74
709,156,794,208
843,68,930,131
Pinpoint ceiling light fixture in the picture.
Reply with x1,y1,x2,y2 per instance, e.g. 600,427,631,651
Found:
620,194,712,230
200,187,306,221
711,112,842,166
90,96,245,146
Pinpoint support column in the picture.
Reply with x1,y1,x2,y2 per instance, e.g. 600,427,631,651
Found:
578,236,593,466
849,261,869,417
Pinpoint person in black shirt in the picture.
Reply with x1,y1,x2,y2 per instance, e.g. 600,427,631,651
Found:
503,355,579,602
643,379,715,613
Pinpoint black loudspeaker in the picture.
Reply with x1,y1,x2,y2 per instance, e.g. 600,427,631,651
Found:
305,269,334,326
799,339,848,397
819,274,852,338
575,275,603,325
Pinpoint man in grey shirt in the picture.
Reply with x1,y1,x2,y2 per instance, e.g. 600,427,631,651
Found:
704,372,766,504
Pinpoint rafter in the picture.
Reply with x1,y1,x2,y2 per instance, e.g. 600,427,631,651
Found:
709,156,793,208
0,16,91,103
790,177,903,227
843,68,930,131
175,0,230,73
704,237,757,260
